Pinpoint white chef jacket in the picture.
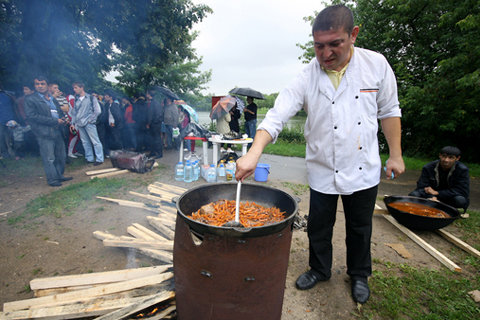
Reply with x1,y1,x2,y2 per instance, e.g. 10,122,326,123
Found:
258,47,401,195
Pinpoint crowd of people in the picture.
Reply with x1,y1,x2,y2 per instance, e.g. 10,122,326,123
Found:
0,78,193,186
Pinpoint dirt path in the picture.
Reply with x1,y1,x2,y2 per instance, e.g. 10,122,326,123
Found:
0,151,478,319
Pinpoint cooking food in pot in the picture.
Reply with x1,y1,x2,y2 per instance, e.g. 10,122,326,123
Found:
191,200,286,227
387,201,451,218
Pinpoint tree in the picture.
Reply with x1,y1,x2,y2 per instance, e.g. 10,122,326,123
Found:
0,0,211,97
297,0,480,162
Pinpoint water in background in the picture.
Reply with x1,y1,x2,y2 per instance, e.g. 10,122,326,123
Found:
197,111,305,129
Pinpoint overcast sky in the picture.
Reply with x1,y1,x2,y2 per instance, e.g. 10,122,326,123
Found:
192,0,324,96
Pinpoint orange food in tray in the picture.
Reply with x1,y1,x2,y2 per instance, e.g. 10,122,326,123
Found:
388,201,450,218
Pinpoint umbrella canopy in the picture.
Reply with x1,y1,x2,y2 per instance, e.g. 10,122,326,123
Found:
179,104,199,123
153,86,180,100
210,95,237,120
229,87,265,100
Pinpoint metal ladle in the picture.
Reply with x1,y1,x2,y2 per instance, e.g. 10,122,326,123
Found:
223,181,243,227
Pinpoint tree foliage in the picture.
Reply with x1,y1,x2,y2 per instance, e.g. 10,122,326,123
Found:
0,0,211,97
297,0,480,162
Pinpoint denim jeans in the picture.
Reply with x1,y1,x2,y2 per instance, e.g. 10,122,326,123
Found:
245,119,257,139
78,123,104,162
36,131,66,184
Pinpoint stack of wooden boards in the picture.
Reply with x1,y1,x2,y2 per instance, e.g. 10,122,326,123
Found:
94,182,186,265
1,182,185,320
2,266,175,319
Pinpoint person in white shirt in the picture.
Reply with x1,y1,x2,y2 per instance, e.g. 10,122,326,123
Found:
235,4,405,304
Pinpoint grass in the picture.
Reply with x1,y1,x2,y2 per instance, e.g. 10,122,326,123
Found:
362,260,480,319
7,177,127,225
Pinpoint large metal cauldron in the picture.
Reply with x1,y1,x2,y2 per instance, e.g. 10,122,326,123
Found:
173,182,298,320
384,195,459,231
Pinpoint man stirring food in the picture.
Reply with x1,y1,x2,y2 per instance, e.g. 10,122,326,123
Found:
235,4,405,304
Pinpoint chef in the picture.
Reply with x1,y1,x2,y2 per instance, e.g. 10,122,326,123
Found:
235,4,405,304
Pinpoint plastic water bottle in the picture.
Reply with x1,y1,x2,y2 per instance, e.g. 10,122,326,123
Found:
175,162,184,181
206,164,217,183
193,160,200,181
190,152,200,163
184,160,193,183
226,161,234,181
217,163,226,181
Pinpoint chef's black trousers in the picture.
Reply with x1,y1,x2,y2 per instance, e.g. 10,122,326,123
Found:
307,185,378,280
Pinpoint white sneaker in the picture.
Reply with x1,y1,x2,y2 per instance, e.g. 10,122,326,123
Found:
220,147,226,153
227,148,233,153
68,154,78,158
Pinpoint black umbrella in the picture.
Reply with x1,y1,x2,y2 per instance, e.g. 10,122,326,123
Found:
153,86,180,100
229,87,265,100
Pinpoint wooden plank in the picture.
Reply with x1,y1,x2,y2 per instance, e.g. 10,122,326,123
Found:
147,217,175,240
148,304,176,320
5,273,173,312
159,207,177,217
381,214,461,272
132,223,168,241
149,183,184,196
127,225,157,241
436,229,480,259
96,196,159,213
85,168,119,176
152,182,186,194
148,215,176,231
91,169,129,179
138,248,173,263
35,285,94,297
93,231,118,241
103,239,174,251
129,191,162,202
2,291,171,320
2,295,147,320
147,186,179,201
35,281,164,299
30,265,172,290
94,291,175,320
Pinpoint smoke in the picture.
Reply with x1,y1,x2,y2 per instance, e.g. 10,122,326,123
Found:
125,248,138,269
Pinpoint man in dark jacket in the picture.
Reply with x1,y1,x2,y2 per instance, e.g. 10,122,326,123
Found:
146,89,164,158
0,84,17,158
103,91,124,151
132,95,148,152
409,146,470,212
24,76,72,186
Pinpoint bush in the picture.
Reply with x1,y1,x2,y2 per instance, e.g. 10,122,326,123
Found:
278,126,305,144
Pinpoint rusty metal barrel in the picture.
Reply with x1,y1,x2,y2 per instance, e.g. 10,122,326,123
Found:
173,183,298,320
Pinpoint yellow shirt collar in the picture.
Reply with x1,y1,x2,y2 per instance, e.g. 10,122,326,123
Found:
323,46,354,90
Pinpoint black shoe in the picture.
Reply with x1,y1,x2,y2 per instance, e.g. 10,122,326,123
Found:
94,162,103,166
351,277,370,304
48,181,62,187
60,176,73,181
295,269,329,290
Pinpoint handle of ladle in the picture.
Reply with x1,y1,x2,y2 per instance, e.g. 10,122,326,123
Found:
235,181,242,223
